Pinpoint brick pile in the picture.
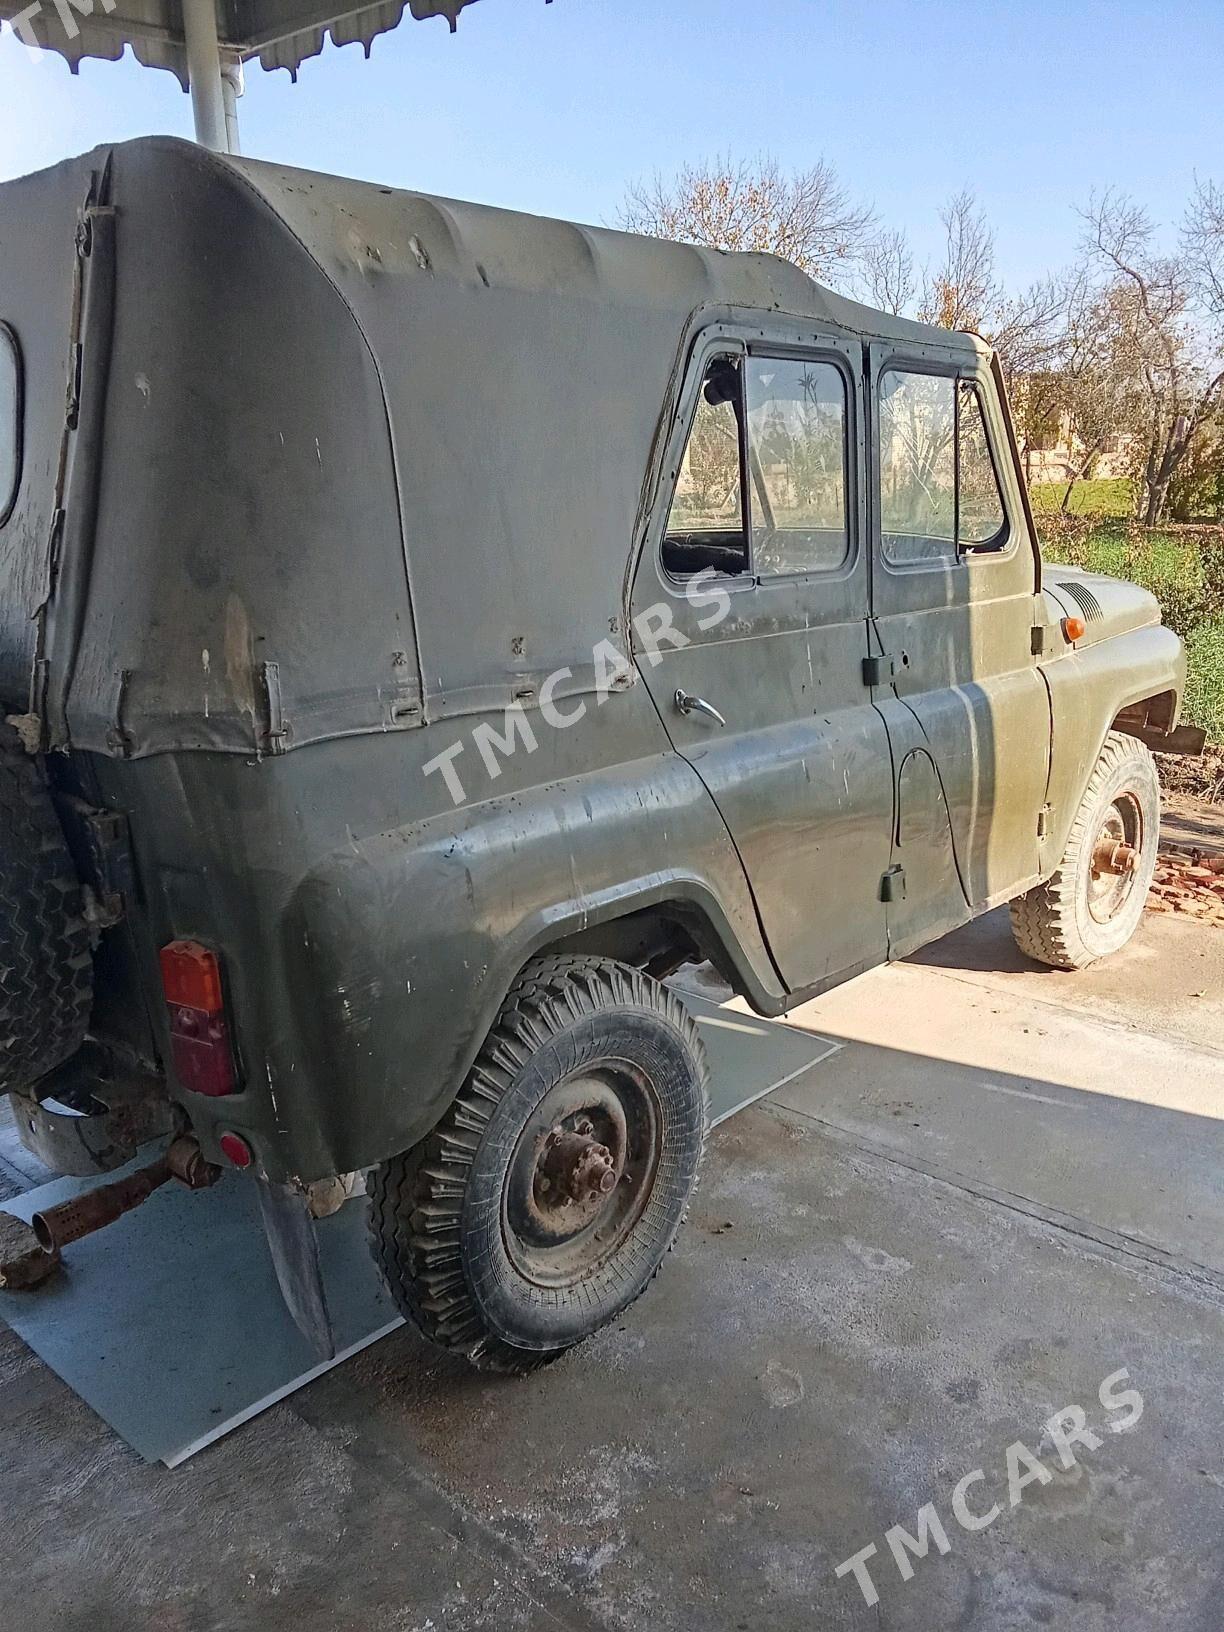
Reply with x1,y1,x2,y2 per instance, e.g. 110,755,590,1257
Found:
1148,847,1224,927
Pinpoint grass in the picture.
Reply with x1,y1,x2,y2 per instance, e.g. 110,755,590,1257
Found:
1029,477,1134,517
1037,513,1224,746
1181,620,1224,746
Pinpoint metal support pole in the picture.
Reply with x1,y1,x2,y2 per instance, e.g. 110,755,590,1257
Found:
221,57,244,155
182,0,230,152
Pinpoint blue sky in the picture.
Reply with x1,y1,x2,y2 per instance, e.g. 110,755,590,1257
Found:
2,0,1221,288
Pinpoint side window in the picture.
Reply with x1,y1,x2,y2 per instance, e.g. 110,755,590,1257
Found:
0,326,20,527
878,368,1008,566
663,355,748,579
879,371,956,566
745,357,848,575
958,381,1006,544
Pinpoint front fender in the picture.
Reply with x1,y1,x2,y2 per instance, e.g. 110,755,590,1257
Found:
1041,623,1185,864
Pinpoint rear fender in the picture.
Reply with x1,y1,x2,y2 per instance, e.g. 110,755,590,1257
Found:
274,753,782,1178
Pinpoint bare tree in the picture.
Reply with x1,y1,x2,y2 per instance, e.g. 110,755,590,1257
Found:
918,188,998,332
992,274,1072,388
1080,190,1224,525
1052,279,1146,510
914,191,1074,471
618,155,875,288
1185,177,1224,317
859,226,915,316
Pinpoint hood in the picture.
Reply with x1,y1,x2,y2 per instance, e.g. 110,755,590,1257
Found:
1042,565,1162,648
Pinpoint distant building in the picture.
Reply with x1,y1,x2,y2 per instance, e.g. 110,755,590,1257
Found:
1014,375,1134,484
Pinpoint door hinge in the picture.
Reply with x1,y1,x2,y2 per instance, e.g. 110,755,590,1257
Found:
1037,804,1052,839
105,667,134,757
74,800,137,928
46,507,66,587
259,660,290,755
879,864,906,903
65,342,83,431
1031,624,1046,656
863,654,895,688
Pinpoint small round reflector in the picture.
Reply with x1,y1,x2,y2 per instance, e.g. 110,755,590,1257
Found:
219,1132,253,1169
1062,615,1087,643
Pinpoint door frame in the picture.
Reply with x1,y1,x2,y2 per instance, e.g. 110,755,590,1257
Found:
865,338,1035,622
863,338,1052,917
626,315,897,994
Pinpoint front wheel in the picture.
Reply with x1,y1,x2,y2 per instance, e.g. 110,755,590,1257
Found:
369,956,709,1373
1010,730,1160,969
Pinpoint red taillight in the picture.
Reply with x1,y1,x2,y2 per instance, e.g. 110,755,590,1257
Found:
159,940,238,1097
219,1132,253,1168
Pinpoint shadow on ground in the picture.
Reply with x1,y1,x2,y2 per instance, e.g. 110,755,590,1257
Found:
2,1003,1222,1631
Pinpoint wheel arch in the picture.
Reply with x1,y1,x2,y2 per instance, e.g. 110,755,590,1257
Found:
530,891,770,997
411,883,783,1158
1111,688,1207,757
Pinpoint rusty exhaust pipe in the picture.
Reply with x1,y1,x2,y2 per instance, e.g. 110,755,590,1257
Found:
32,1156,172,1251
30,1136,220,1254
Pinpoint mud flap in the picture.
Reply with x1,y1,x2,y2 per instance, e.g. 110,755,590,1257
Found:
254,1177,336,1361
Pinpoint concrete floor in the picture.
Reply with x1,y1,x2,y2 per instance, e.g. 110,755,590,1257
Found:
2,906,1223,1631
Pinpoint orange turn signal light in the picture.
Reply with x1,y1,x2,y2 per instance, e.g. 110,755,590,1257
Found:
159,939,225,1012
1062,615,1086,643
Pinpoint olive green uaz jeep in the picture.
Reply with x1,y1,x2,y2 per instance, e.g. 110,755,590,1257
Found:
0,140,1201,1368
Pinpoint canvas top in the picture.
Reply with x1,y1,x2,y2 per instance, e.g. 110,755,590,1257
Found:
0,139,980,759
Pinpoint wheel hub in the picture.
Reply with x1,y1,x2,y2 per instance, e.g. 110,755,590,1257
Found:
1086,795,1143,924
1091,837,1137,876
537,1124,620,1204
502,1068,660,1288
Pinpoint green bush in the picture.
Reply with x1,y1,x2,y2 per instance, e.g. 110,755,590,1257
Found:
1182,620,1224,743
1039,518,1224,743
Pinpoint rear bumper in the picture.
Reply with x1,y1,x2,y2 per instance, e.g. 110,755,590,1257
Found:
11,1042,176,1177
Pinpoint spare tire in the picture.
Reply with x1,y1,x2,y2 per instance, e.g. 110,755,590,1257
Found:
0,726,93,1093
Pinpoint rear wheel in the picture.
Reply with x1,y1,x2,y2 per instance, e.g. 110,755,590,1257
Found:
1010,730,1159,969
369,956,709,1372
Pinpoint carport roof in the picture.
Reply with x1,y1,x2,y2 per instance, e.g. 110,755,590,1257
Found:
0,0,497,84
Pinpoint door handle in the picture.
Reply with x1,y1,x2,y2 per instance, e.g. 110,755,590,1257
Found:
674,689,727,728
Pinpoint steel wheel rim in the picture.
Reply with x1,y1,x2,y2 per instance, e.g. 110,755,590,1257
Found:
502,1064,661,1288
1086,793,1143,924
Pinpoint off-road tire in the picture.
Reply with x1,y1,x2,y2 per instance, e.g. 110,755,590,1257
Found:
1010,730,1160,970
369,956,709,1374
0,728,93,1093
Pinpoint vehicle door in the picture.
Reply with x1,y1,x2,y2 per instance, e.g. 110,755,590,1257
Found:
630,323,894,994
866,343,1051,958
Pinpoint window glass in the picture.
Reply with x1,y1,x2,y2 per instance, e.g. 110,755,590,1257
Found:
663,356,748,578
0,328,18,525
879,371,956,566
958,382,1006,544
745,357,848,575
